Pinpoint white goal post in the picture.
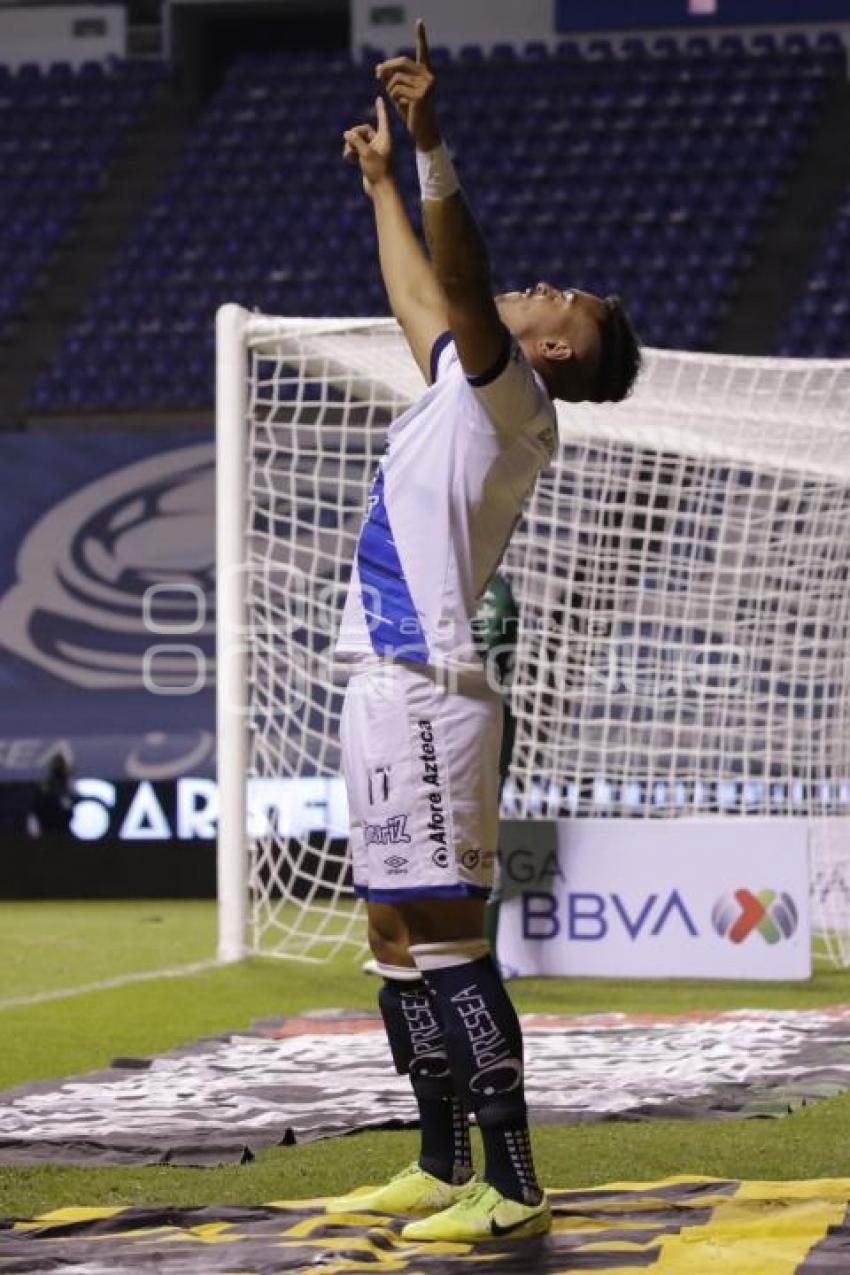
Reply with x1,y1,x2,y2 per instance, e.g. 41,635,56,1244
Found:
216,303,850,966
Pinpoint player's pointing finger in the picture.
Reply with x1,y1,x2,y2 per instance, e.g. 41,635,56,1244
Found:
374,94,389,140
415,18,431,67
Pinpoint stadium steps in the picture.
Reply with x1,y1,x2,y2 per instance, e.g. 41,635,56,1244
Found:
0,78,193,431
715,70,850,356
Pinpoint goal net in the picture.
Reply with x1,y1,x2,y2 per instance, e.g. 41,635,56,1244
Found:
216,304,850,966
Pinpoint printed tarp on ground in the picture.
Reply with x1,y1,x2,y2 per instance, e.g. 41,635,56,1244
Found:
3,1006,850,1166
4,1178,850,1273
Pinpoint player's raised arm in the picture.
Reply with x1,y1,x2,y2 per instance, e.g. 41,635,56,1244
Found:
376,21,505,383
343,96,449,383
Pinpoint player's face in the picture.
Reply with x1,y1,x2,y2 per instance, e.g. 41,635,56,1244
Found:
496,282,606,349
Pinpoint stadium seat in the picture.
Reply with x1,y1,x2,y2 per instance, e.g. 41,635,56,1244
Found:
587,39,615,60
752,33,780,57
783,33,811,56
684,37,712,58
625,38,653,60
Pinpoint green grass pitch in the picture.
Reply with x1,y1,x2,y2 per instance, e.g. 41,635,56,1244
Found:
2,899,850,1219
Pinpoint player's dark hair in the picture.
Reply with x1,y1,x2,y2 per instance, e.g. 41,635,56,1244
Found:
592,296,641,403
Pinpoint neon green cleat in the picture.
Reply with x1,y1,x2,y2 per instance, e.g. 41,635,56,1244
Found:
324,1162,476,1217
401,1181,551,1243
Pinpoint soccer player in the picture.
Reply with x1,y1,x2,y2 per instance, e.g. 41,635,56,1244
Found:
328,21,640,1243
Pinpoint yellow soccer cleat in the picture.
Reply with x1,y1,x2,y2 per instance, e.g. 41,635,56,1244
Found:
401,1181,551,1242
325,1162,476,1217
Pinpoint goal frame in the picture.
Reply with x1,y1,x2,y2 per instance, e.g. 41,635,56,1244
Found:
216,303,250,962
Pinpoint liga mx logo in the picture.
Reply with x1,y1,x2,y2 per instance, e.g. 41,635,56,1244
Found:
0,443,214,688
712,889,799,945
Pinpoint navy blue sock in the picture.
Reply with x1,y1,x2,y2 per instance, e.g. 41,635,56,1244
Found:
379,979,472,1185
412,951,542,1205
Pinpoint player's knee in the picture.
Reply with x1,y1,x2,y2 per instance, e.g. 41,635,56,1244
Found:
400,897,487,946
368,923,414,969
367,901,412,966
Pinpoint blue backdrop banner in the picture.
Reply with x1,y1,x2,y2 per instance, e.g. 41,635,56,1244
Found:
0,433,214,781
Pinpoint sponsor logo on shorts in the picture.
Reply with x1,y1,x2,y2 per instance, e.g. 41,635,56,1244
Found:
418,719,449,864
364,814,411,848
461,846,482,871
383,854,409,875
366,765,392,806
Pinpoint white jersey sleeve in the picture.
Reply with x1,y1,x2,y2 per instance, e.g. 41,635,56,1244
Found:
466,327,550,439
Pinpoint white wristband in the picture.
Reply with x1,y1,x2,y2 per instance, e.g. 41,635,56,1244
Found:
416,142,460,201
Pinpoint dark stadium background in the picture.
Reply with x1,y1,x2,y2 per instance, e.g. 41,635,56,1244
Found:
0,0,849,895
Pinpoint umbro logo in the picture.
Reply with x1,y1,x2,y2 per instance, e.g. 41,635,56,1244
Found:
384,855,409,873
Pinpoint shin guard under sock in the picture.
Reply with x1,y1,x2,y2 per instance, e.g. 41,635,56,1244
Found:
378,977,472,1185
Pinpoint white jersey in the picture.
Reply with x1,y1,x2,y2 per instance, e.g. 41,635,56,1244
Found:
336,328,558,673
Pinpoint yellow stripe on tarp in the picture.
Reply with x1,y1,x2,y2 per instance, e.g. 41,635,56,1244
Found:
12,1204,126,1232
25,1205,126,1224
563,1177,850,1274
650,1179,849,1274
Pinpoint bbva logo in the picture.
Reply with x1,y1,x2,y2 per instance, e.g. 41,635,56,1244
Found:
712,889,798,945
522,890,698,942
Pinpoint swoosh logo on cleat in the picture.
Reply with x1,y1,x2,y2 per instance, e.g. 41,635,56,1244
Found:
490,1215,534,1237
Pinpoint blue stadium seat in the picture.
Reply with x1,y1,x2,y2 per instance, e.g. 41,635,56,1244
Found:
752,33,779,57
651,36,680,58
622,37,648,60
684,36,712,58
587,39,615,60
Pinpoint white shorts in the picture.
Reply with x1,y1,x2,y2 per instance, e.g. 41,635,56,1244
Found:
340,660,503,903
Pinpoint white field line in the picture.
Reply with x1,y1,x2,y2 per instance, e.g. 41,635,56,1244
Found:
0,959,221,1011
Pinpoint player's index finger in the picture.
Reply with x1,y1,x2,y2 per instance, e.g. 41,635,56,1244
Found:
375,95,389,135
415,18,430,66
